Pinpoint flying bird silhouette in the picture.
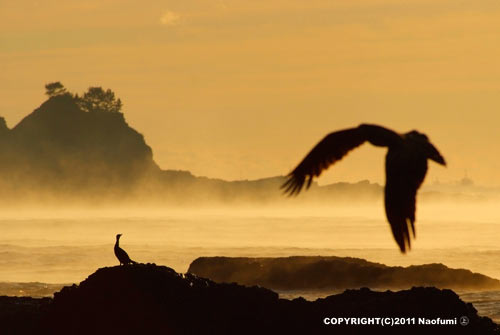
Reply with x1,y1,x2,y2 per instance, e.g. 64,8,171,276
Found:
114,234,137,265
281,124,446,253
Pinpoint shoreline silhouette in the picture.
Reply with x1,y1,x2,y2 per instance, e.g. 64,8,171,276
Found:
1,263,498,334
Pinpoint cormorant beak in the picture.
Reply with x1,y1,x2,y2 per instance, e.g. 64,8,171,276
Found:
431,154,446,166
426,142,446,166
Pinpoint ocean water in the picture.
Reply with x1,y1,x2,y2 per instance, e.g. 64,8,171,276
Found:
0,204,499,321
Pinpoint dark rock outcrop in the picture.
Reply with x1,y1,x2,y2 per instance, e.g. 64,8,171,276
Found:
188,256,500,291
48,264,279,334
0,264,498,334
0,296,50,334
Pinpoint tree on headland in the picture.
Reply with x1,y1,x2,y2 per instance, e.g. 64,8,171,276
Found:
45,82,68,97
42,82,123,114
78,87,123,113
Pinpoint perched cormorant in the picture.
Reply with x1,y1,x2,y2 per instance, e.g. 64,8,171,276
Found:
114,234,137,265
282,124,446,253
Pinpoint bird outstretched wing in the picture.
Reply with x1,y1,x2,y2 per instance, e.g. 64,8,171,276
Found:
281,124,400,195
384,151,428,253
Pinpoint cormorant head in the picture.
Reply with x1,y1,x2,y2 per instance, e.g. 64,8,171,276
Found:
116,234,122,240
406,130,428,142
406,130,446,166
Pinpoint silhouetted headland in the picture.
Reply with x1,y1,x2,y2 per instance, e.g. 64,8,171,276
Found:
0,84,498,204
0,87,386,204
1,263,496,334
188,256,500,291
0,93,158,198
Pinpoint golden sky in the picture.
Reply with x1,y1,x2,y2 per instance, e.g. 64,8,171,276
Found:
2,0,500,185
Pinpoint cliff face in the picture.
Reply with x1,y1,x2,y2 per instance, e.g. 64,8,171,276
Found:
0,95,159,196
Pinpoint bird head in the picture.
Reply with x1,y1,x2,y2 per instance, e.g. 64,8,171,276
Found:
406,130,446,166
116,234,122,240
406,130,428,142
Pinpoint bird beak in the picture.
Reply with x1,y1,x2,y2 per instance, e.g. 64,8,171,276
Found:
427,143,446,166
431,154,446,166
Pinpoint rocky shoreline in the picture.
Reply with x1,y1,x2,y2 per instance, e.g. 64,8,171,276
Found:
0,263,498,334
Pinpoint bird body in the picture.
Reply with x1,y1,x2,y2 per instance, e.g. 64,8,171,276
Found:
282,124,446,253
114,234,137,265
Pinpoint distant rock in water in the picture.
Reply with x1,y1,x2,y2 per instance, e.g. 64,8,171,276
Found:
0,282,65,297
188,256,500,291
0,95,159,197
